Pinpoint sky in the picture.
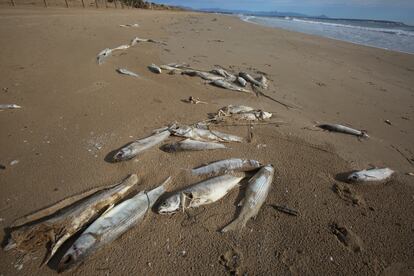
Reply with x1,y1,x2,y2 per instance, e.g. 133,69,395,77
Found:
152,0,414,25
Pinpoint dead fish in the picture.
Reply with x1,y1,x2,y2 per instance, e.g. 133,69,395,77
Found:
348,168,394,182
112,44,130,51
221,165,274,232
5,174,138,265
210,68,236,81
184,96,207,104
182,70,225,81
97,48,112,65
167,63,189,69
237,77,247,87
160,64,183,71
119,23,139,28
259,75,268,89
161,139,225,152
148,64,162,74
113,130,170,161
171,125,243,142
152,123,177,134
192,158,261,176
239,72,262,87
116,68,139,77
211,79,250,93
231,111,272,121
0,104,21,109
130,37,164,46
157,174,244,214
219,105,254,115
58,177,170,272
318,124,369,138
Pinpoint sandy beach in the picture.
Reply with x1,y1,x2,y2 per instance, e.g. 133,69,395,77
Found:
0,7,413,275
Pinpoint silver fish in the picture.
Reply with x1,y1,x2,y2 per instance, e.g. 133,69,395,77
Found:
6,174,138,265
231,111,272,121
237,76,247,87
171,125,243,143
210,68,237,81
113,130,170,161
119,23,139,28
348,168,394,182
160,64,183,71
318,124,369,138
130,37,164,46
148,64,162,74
167,63,189,69
161,139,226,152
258,75,268,89
117,68,139,77
211,79,250,93
58,177,170,272
182,70,225,81
222,165,274,232
239,72,262,87
192,159,261,176
97,48,112,65
158,174,244,214
112,44,130,51
0,104,21,109
219,105,254,115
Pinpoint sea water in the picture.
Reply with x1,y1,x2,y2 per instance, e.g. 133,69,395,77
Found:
240,15,414,54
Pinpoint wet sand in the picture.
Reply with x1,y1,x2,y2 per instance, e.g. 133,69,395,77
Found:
0,7,413,275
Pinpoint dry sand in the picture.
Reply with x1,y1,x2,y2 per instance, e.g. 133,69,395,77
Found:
0,7,413,275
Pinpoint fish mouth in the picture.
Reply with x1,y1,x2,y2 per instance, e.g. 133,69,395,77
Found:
158,208,178,215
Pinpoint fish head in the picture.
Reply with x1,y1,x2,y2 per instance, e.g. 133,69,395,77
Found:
57,234,96,272
157,194,181,214
171,126,192,136
113,148,132,161
260,111,272,120
347,171,365,182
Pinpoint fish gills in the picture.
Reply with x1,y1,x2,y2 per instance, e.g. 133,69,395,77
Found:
222,165,274,232
58,177,170,272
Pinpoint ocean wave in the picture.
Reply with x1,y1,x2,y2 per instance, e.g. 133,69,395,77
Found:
291,18,414,37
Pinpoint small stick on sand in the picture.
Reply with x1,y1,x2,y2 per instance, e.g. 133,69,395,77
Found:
253,86,299,110
247,124,254,143
391,145,414,166
271,204,299,216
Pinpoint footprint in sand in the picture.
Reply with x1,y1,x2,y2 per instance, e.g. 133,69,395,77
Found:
330,223,363,253
219,249,243,275
332,183,366,207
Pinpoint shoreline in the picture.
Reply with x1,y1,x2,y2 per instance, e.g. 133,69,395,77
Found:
236,14,414,55
0,7,413,275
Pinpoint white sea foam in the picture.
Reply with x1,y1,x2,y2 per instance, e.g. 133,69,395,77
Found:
240,15,414,54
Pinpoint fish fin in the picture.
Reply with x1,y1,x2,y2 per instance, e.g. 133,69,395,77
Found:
221,218,246,233
41,233,71,267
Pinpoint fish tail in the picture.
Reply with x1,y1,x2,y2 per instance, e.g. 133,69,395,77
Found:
147,177,171,207
221,217,247,233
